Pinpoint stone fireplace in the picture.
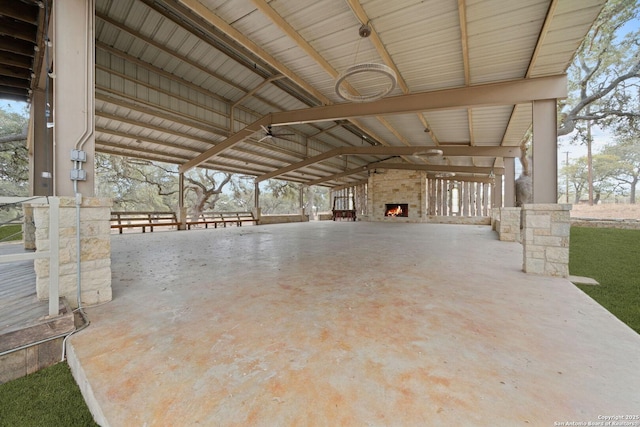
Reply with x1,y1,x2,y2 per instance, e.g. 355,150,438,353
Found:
366,169,426,222
385,203,408,217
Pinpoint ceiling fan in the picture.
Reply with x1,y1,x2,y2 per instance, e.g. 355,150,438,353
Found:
258,125,294,142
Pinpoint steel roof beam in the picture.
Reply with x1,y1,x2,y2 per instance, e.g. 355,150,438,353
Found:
255,145,518,183
179,75,564,173
367,163,504,175
269,75,567,126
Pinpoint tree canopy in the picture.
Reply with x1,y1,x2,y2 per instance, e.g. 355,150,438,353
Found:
560,0,640,137
0,106,29,197
95,153,330,216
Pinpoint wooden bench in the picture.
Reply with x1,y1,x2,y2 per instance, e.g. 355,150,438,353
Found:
332,209,356,221
110,211,180,234
186,211,257,230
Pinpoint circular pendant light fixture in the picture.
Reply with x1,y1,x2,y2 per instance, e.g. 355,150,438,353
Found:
334,23,397,103
335,62,397,102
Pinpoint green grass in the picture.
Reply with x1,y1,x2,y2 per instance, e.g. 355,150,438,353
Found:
0,224,22,242
569,227,640,334
0,362,98,427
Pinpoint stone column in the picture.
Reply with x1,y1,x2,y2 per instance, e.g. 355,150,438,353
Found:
23,204,36,250
493,174,503,208
522,204,571,277
252,207,262,225
33,197,112,308
497,207,521,242
177,207,188,231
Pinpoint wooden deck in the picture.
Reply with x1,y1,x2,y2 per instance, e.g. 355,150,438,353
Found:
0,243,44,335
0,243,75,355
0,243,75,382
0,243,42,329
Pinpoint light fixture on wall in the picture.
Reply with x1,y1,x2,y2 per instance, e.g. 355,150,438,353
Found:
334,23,397,103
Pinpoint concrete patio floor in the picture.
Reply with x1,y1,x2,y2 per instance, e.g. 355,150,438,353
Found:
67,222,640,426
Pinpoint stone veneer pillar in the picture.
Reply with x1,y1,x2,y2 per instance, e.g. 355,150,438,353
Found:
177,207,188,231
522,204,571,277
23,204,36,250
497,207,522,242
33,197,112,308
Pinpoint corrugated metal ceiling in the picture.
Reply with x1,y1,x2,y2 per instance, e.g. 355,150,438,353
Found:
89,0,603,185
2,0,606,186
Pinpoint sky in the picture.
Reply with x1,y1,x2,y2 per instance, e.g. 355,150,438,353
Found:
0,99,27,115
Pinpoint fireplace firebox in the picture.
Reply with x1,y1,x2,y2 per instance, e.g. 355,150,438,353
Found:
385,203,408,217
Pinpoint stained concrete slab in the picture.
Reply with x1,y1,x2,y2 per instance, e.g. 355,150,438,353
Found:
68,222,640,426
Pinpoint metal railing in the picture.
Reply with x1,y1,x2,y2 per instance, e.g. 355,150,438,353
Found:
0,196,60,316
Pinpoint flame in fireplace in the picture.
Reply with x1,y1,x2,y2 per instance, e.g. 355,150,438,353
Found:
386,205,403,216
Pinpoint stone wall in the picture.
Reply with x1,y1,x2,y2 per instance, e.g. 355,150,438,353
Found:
367,169,426,222
496,207,522,242
522,204,571,278
259,213,309,224
22,204,36,250
33,197,112,308
427,215,491,225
